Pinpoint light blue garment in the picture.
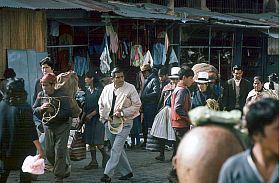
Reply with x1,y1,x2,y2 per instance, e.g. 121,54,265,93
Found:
104,123,133,178
152,43,166,65
169,49,179,64
74,56,90,76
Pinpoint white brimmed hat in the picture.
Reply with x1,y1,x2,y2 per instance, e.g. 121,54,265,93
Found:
195,72,210,83
169,67,181,79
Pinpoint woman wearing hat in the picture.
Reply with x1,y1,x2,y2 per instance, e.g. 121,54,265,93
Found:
192,72,219,109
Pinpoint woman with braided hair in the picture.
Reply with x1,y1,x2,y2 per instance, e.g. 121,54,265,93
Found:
33,73,72,183
0,78,44,182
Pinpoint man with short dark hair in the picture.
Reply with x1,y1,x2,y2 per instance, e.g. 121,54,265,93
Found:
140,64,161,146
98,67,141,182
33,57,54,104
218,98,279,183
169,66,194,183
222,65,252,111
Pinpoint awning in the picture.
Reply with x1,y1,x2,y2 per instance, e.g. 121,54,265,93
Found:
55,19,105,27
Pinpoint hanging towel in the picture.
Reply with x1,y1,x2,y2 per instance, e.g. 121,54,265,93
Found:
130,45,144,67
143,50,154,67
165,33,170,53
100,34,112,74
169,48,179,64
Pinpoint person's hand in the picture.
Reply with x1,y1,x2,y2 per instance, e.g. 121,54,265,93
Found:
38,148,44,159
84,114,92,123
40,103,54,113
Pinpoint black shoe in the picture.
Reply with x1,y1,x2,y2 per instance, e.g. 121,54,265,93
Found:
155,155,165,161
83,161,98,170
119,172,133,180
100,174,111,183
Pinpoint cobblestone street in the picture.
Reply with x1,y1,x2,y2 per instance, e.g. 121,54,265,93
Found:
7,148,173,183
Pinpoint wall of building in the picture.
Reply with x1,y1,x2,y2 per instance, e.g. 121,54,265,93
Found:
0,8,47,78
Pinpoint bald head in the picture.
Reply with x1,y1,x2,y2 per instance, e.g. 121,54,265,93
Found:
175,125,243,183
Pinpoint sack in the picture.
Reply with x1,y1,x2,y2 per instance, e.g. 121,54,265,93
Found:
22,155,45,175
69,131,86,161
55,71,81,118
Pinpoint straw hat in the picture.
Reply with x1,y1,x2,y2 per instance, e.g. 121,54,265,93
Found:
140,64,151,72
195,72,210,83
169,67,181,79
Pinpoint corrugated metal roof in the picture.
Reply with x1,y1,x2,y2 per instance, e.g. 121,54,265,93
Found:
108,2,190,21
229,13,279,27
0,0,111,12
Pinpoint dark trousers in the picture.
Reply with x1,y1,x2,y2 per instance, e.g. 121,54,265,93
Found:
173,127,190,157
0,169,32,183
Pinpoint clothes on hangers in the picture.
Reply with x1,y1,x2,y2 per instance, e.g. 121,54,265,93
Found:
152,43,166,65
143,50,154,67
168,49,179,65
100,34,112,74
130,45,144,67
74,53,90,76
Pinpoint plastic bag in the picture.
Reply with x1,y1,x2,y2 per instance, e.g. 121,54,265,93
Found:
22,155,45,175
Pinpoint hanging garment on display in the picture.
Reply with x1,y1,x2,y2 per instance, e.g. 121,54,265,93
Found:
165,33,170,53
74,55,89,76
100,34,112,74
152,43,166,65
50,21,59,37
169,48,179,64
143,50,154,67
130,45,144,67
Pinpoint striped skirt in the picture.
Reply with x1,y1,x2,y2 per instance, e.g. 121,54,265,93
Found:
150,106,176,141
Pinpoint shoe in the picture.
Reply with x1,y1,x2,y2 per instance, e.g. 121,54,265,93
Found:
102,154,110,168
100,174,111,183
118,172,133,180
168,169,178,183
55,177,63,183
155,155,165,161
83,161,98,170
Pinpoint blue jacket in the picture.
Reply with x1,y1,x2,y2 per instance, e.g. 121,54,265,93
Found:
141,73,160,104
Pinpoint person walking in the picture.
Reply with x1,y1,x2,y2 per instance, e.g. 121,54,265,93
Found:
0,78,44,183
140,64,160,147
33,73,72,183
169,67,194,183
218,98,279,183
98,67,141,182
222,65,252,111
79,72,109,170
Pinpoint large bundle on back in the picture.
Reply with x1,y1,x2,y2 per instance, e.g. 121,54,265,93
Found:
192,63,218,81
55,71,81,118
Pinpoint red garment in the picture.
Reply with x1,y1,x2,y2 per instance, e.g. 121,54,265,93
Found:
171,82,191,128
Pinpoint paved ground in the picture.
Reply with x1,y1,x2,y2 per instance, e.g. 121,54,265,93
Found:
7,148,173,183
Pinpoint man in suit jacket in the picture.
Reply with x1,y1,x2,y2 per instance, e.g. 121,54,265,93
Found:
222,65,252,111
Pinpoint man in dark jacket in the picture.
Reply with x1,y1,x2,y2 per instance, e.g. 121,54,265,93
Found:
140,64,161,146
222,65,252,111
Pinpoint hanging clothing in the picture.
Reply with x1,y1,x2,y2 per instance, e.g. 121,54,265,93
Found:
100,34,112,74
143,50,154,67
169,48,179,64
50,21,60,37
165,33,170,53
130,45,144,67
152,43,166,65
74,55,90,76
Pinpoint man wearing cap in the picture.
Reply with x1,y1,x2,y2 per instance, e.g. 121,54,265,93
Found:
140,64,161,147
33,73,72,183
192,72,219,109
222,65,252,111
169,66,194,183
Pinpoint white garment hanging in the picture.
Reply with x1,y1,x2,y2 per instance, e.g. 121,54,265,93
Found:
143,50,154,67
100,42,112,74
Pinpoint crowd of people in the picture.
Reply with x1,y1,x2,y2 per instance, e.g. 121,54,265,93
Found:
0,58,278,183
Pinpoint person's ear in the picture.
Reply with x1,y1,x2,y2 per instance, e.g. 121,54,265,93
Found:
172,156,177,169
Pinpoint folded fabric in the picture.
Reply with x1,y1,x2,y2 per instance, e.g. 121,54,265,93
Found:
22,155,45,175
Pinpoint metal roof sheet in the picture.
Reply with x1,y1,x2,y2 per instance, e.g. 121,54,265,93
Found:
229,13,279,27
0,0,111,11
